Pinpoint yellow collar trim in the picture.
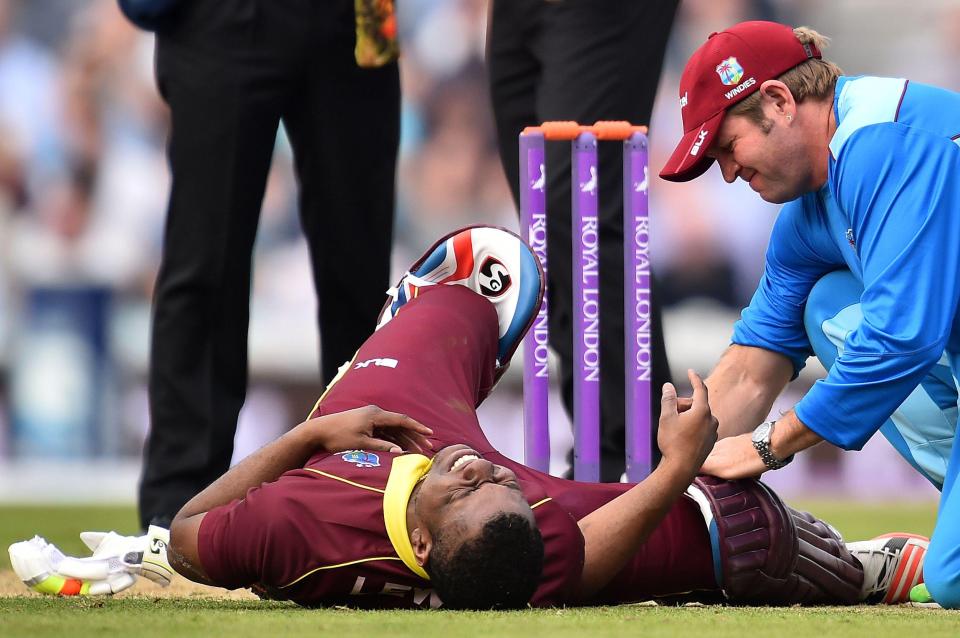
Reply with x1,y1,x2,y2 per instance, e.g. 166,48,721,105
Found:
383,454,433,580
302,468,384,494
530,497,552,509
280,556,403,589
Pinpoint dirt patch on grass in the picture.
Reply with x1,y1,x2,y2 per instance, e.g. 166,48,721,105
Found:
0,568,256,599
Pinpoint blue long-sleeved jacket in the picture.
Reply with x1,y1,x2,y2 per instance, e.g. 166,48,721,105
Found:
732,76,960,450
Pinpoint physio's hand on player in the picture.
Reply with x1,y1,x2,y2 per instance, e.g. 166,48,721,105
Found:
657,370,718,475
700,432,768,479
309,405,434,454
8,526,172,596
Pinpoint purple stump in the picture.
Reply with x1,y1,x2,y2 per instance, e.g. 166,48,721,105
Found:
572,132,600,482
624,132,652,481
519,131,551,474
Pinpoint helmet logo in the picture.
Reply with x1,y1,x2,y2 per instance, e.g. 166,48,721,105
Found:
478,257,511,297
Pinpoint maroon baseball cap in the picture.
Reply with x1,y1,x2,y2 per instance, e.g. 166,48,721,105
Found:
659,21,821,183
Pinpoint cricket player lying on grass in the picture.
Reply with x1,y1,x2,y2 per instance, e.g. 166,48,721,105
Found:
10,227,929,609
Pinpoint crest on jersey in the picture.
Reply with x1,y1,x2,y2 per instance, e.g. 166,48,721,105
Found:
339,450,381,468
846,228,856,250
478,256,511,297
716,57,744,86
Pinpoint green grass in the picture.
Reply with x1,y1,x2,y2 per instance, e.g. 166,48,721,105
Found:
1,502,954,637
789,500,938,540
0,598,958,638
1,505,140,567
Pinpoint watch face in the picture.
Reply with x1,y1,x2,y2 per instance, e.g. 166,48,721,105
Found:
752,422,772,443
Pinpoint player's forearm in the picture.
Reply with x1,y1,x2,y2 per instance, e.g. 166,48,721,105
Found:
167,519,216,586
575,458,697,600
168,420,321,585
175,421,321,521
169,407,429,586
771,410,823,458
706,344,793,437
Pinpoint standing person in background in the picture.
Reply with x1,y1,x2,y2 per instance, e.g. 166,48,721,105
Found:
119,0,401,530
487,0,679,480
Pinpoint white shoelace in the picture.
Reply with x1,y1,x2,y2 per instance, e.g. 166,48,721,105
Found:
856,545,899,599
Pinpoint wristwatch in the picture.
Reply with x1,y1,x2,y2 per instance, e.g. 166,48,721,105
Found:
751,421,795,470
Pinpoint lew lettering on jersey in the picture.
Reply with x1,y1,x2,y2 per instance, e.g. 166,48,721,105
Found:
349,576,443,608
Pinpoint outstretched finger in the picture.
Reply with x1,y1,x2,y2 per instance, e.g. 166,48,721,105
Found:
363,436,404,454
377,428,430,454
661,382,678,416
687,369,709,406
380,425,432,451
371,409,433,437
371,411,433,450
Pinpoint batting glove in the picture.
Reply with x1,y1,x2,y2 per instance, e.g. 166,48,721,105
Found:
8,525,173,596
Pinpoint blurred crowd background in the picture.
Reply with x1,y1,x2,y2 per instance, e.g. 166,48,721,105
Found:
0,0,957,501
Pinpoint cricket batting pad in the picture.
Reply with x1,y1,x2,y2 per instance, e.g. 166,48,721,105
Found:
687,475,863,605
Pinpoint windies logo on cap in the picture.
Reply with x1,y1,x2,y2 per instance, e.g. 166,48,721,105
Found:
716,57,744,86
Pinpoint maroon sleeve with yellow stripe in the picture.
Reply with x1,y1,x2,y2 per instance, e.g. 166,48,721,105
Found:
196,455,589,607
197,456,424,598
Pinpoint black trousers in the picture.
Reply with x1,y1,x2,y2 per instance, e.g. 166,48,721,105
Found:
488,0,677,481
139,0,400,527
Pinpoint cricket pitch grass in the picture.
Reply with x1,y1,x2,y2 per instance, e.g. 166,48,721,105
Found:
2,502,958,637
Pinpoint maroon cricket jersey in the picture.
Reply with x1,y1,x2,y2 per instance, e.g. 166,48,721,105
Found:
198,286,716,607
198,449,582,607
494,461,718,603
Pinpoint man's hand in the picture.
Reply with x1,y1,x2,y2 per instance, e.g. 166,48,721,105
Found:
701,412,822,479
309,405,434,454
700,432,767,479
575,369,718,599
657,369,719,475
168,405,433,588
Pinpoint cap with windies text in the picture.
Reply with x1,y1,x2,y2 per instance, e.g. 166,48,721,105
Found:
659,21,821,183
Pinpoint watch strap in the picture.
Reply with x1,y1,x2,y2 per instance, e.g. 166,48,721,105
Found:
753,421,795,470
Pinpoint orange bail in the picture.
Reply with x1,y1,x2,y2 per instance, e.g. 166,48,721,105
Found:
521,120,648,141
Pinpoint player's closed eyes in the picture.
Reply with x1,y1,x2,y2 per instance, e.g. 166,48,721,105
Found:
451,477,518,501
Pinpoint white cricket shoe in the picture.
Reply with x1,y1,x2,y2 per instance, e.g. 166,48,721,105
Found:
847,533,928,604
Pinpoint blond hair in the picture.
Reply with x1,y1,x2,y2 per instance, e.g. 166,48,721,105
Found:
729,27,843,124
